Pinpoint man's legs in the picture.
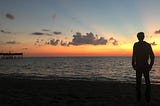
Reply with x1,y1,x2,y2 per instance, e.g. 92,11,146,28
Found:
144,71,151,103
136,70,142,101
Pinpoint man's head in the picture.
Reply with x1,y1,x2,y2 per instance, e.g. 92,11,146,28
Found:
137,32,145,41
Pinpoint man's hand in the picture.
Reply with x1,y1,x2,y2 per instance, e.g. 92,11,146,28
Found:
148,65,152,71
132,64,136,70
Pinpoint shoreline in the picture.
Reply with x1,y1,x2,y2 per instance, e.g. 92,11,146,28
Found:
1,73,160,85
0,77,160,105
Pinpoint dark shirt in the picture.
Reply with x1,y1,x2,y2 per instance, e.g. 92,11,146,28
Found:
132,41,154,70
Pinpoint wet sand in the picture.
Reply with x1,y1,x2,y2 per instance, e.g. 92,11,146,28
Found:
0,77,160,105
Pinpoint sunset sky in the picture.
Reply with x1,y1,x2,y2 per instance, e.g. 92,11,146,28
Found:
0,0,160,57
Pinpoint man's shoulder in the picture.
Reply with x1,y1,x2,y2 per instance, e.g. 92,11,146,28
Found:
143,41,151,46
133,42,139,46
134,41,151,48
134,41,150,45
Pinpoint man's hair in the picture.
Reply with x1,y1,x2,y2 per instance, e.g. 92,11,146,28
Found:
137,32,144,41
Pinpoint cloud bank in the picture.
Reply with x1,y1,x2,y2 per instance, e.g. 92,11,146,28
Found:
155,29,160,34
5,41,18,44
60,40,70,46
32,30,63,36
109,37,118,45
46,39,60,46
32,32,44,35
5,13,15,20
34,32,108,47
1,30,12,34
69,32,107,46
32,32,52,36
53,31,62,35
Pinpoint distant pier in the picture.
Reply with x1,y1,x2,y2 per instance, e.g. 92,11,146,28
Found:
0,53,23,59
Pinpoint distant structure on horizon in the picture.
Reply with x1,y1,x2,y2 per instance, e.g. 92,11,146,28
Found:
0,52,23,59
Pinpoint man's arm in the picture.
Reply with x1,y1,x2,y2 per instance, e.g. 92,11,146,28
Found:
132,44,136,70
149,44,155,67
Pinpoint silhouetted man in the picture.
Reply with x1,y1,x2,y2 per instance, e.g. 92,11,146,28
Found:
132,32,154,103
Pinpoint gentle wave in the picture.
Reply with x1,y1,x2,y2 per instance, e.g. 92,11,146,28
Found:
0,57,160,84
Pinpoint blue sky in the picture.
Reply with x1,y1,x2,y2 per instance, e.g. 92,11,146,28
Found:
0,0,146,35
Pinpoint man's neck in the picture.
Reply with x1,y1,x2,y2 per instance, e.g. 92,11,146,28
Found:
139,40,144,42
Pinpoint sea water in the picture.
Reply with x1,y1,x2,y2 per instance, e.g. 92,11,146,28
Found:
0,57,160,84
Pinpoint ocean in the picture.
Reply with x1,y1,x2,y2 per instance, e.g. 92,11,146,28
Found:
0,57,160,84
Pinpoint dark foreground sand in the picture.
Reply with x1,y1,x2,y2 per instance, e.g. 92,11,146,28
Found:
0,78,160,106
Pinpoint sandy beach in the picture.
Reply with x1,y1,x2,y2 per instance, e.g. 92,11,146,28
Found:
0,77,160,106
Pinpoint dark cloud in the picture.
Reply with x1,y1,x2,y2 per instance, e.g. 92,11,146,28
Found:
34,32,108,47
48,39,60,46
112,40,118,45
5,13,15,20
150,42,157,46
6,41,17,44
155,29,160,34
53,31,62,35
34,39,46,46
109,37,118,46
32,32,44,35
32,32,52,36
34,38,60,47
60,40,69,46
69,32,107,46
45,39,69,46
41,39,68,47
1,30,12,34
109,37,114,41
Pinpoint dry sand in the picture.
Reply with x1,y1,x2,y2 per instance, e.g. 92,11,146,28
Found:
0,77,160,105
